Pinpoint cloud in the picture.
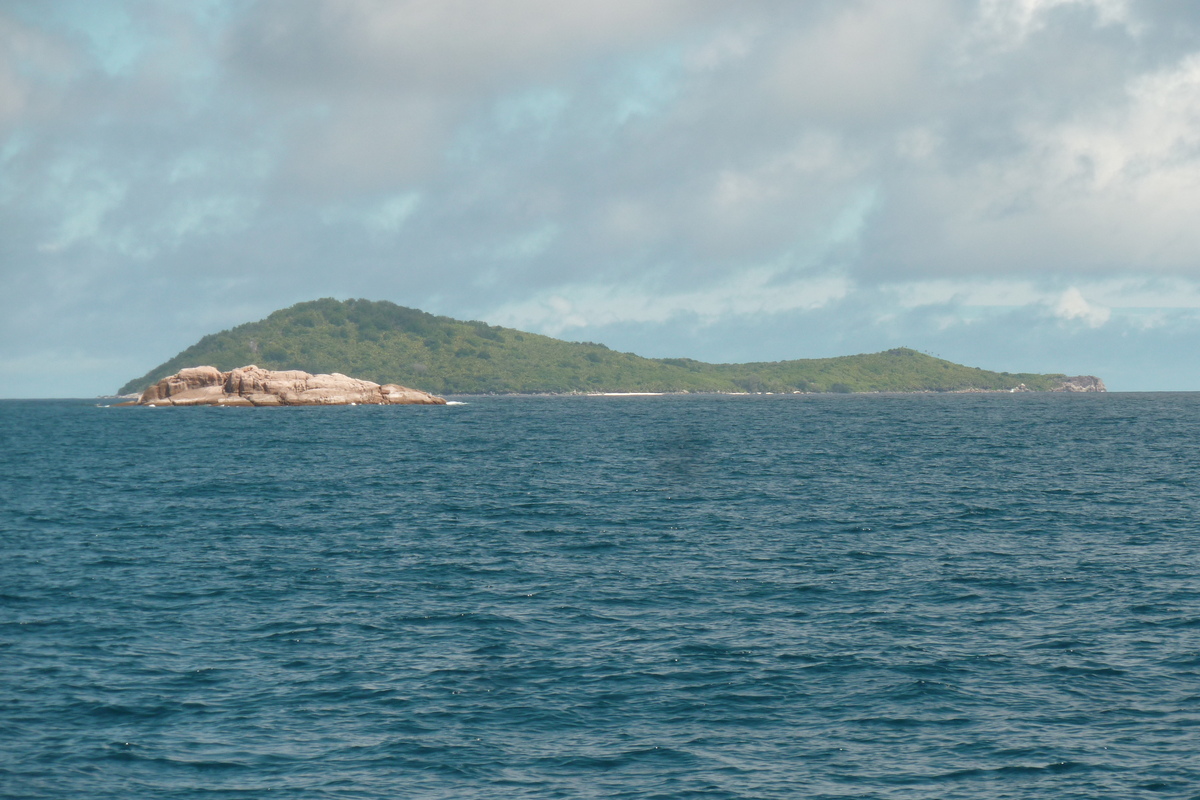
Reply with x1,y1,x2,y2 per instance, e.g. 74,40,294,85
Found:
973,0,1136,47
1053,287,1111,327
864,26,1200,280
9,0,1200,394
768,0,959,122
486,266,851,337
223,0,721,188
230,0,704,93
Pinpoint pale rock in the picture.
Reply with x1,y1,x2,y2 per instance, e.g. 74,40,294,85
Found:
134,365,446,406
1051,376,1107,393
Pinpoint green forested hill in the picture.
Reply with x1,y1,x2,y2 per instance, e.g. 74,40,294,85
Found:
119,298,1067,395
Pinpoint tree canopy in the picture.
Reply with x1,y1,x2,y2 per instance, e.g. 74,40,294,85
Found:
120,298,1066,395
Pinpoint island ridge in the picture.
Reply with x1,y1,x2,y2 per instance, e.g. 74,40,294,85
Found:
119,298,1104,396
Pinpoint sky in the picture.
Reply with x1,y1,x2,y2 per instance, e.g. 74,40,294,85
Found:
4,0,1200,396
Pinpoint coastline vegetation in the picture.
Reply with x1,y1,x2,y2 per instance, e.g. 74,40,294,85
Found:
119,298,1067,395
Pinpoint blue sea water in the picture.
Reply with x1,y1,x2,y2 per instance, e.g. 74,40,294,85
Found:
2,393,1199,799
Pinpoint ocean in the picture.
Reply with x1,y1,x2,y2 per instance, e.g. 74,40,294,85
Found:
2,393,1199,799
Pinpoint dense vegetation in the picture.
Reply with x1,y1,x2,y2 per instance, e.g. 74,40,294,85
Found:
119,298,1068,395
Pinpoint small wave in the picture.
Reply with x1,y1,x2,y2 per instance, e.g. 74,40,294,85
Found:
8,391,1200,798
899,760,1094,786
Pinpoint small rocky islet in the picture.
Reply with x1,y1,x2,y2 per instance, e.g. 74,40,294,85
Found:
127,365,446,407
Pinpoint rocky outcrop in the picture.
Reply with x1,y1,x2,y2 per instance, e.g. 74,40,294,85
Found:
1050,376,1107,393
134,365,446,406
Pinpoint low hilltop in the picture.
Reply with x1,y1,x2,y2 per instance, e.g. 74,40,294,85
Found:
120,298,1089,395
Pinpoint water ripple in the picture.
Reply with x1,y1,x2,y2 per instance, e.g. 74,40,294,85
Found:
2,393,1200,798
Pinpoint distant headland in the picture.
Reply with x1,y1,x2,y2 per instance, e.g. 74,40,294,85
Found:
118,299,1105,396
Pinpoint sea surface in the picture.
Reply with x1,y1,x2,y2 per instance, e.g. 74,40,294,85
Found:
2,393,1199,799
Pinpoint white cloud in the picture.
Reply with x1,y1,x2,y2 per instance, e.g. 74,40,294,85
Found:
895,127,943,163
887,279,1044,309
486,267,850,336
683,27,755,73
1085,277,1200,309
1053,286,1111,326
972,0,1137,49
232,0,704,91
884,275,1200,321
365,192,421,233
874,46,1200,280
225,0,718,186
767,0,956,121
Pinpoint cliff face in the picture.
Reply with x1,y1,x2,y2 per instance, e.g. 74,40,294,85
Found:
1052,376,1107,393
135,366,446,406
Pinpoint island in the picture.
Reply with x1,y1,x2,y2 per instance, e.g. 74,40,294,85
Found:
129,365,446,406
118,299,1105,396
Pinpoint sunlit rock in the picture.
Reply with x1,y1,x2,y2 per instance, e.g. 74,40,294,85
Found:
135,365,446,406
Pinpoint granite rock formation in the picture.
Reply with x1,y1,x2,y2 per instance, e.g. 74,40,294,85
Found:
134,365,446,406
1051,376,1107,393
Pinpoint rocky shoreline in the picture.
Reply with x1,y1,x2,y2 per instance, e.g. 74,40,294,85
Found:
122,366,1104,405
477,376,1108,396
948,376,1106,393
125,366,446,406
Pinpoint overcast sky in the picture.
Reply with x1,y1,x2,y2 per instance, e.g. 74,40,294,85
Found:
5,0,1200,395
